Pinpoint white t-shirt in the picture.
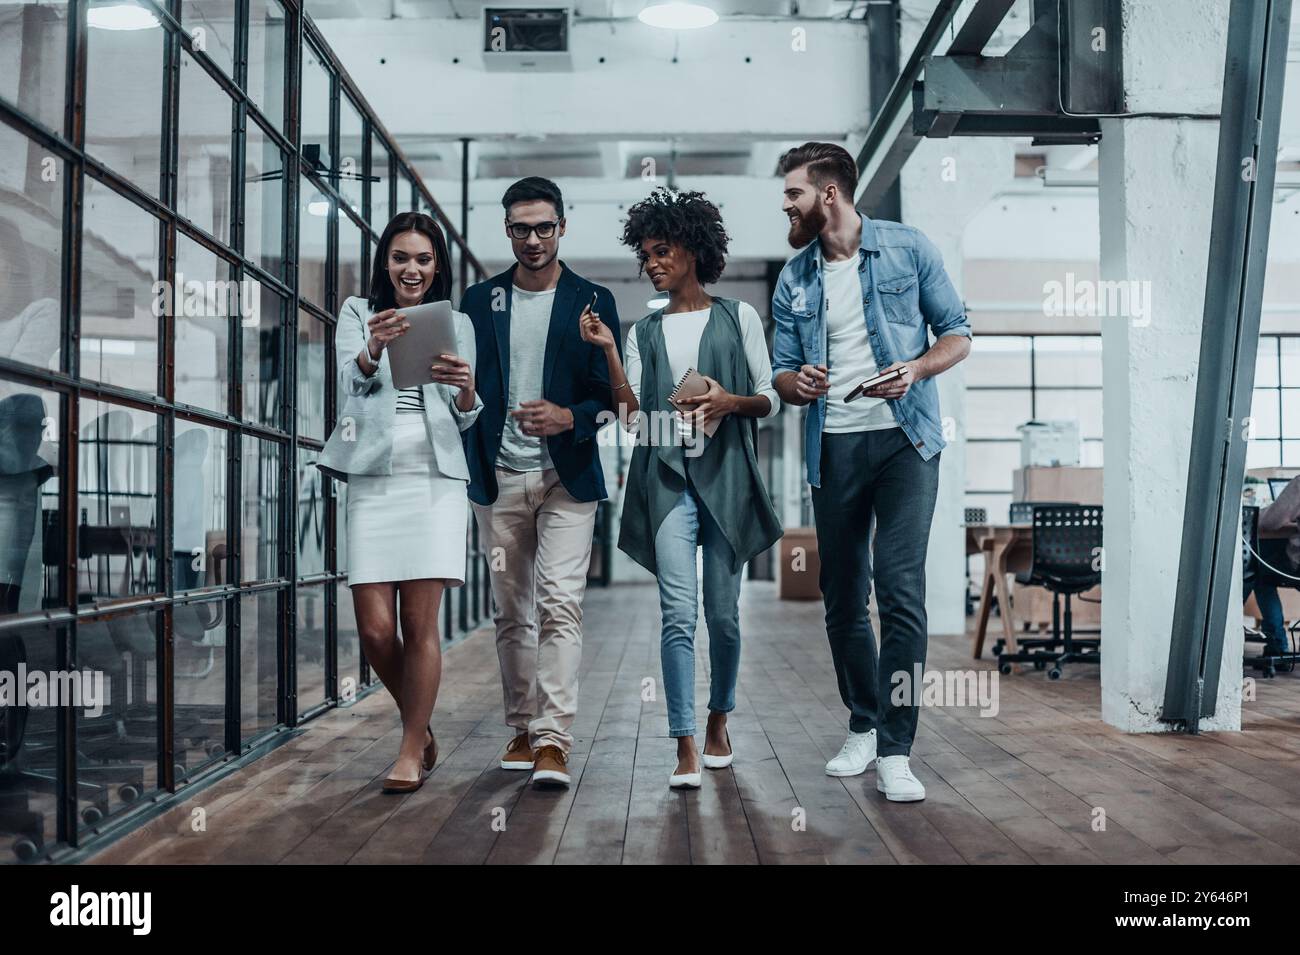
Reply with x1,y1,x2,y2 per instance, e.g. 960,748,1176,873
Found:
623,300,780,419
822,255,898,433
496,284,555,471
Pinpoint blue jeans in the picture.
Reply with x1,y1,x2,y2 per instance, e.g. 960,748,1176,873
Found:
1249,538,1290,652
653,486,742,738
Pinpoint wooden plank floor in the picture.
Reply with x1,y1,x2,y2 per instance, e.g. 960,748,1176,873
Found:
88,582,1300,865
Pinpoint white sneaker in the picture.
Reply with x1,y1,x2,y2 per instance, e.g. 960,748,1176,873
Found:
824,730,877,777
876,755,926,802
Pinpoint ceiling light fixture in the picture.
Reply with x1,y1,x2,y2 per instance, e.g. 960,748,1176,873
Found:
87,2,160,30
638,3,719,30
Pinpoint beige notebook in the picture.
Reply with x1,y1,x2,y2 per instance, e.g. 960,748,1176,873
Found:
668,367,721,438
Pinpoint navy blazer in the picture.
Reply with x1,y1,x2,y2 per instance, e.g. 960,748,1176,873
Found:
459,261,623,506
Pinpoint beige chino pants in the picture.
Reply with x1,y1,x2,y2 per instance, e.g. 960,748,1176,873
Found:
471,467,597,754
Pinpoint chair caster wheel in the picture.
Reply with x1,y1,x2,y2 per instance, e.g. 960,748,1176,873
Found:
118,784,140,803
81,805,103,826
999,663,1013,675
1048,667,1062,680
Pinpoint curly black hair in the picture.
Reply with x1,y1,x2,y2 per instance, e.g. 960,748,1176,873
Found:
620,187,731,285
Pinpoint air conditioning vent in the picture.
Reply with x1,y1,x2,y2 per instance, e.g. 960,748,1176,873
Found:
483,7,573,72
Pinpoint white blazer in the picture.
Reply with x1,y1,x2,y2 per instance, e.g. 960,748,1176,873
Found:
316,296,483,482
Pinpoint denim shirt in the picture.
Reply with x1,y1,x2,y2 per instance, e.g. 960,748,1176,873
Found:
771,213,970,487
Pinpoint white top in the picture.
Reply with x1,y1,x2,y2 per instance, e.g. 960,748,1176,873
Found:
395,385,425,413
496,284,555,471
822,255,898,433
623,300,780,419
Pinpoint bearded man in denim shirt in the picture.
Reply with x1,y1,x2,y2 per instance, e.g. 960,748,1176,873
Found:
771,143,971,803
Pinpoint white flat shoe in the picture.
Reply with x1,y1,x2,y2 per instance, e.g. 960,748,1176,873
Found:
702,730,733,769
668,769,702,789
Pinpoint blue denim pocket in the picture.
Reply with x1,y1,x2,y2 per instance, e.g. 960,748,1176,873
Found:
876,274,920,325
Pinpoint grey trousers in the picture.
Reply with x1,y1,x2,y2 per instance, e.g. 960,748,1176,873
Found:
810,428,940,757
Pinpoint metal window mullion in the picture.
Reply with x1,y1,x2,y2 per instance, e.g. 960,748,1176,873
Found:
234,0,250,91
281,149,300,717
58,389,79,845
55,0,88,849
226,432,241,752
1276,334,1284,464
282,0,303,726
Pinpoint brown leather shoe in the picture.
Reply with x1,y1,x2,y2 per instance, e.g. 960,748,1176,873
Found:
531,744,571,789
423,726,438,773
500,732,533,771
382,766,429,794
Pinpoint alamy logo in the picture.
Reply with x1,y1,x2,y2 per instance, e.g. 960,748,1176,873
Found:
151,272,260,325
595,409,707,458
0,666,105,717
49,885,151,935
890,665,999,717
1042,272,1152,327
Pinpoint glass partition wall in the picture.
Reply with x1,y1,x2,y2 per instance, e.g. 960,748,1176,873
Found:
0,0,485,861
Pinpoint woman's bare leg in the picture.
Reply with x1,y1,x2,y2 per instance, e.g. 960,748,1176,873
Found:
387,578,445,782
352,582,402,706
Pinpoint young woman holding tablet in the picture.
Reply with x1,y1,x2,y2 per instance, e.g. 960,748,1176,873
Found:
318,211,481,794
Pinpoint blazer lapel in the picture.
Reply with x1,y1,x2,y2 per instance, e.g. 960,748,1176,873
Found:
542,262,578,398
491,269,513,406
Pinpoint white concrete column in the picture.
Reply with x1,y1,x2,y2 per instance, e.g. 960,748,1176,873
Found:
900,137,1013,636
1098,0,1242,732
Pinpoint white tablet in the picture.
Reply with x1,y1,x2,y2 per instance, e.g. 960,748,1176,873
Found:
386,300,461,390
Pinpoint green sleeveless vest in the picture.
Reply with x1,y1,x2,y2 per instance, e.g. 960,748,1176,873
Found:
616,297,783,576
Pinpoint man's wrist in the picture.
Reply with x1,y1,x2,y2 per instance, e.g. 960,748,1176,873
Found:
563,406,575,431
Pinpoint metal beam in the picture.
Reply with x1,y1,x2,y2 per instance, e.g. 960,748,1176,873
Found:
1163,0,1293,729
865,0,901,220
947,0,1017,54
854,0,963,211
913,82,1100,142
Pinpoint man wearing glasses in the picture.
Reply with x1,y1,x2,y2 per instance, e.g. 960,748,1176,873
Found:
460,176,622,788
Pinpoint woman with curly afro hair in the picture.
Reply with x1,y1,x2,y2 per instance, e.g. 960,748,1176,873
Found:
581,187,783,789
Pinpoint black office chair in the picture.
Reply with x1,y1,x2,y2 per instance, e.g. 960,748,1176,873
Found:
963,507,988,615
998,504,1102,679
989,501,1077,657
1242,503,1300,677
1009,500,1074,525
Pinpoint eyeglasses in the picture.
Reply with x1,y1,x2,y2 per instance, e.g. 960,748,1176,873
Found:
506,220,560,240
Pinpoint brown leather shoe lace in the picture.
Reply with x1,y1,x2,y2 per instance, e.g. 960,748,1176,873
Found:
535,744,566,767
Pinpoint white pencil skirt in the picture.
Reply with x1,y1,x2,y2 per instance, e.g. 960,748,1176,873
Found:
345,415,469,586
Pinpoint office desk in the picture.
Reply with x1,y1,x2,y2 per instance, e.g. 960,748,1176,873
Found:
967,523,1033,660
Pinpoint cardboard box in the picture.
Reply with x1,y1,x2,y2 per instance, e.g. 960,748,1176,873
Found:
779,527,821,600
1013,466,1103,506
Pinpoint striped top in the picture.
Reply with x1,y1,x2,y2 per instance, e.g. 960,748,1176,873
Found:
395,386,425,414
